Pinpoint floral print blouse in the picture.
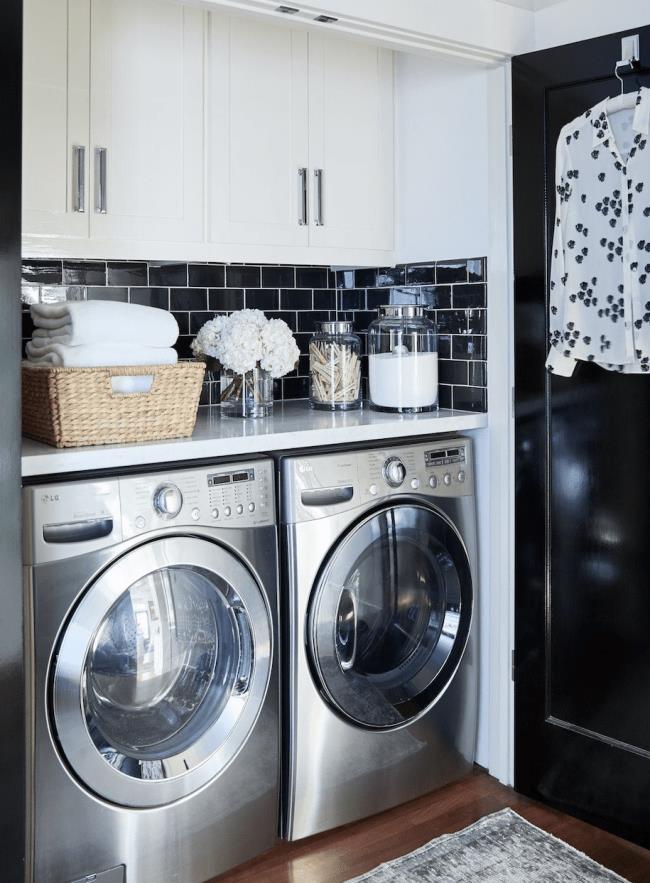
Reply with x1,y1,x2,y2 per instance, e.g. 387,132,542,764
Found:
547,87,650,375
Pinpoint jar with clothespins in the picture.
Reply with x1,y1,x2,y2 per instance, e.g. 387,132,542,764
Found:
309,320,362,411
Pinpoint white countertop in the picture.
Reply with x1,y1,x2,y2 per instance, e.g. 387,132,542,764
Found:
22,401,488,478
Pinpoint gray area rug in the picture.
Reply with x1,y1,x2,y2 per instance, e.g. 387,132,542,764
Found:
346,808,629,882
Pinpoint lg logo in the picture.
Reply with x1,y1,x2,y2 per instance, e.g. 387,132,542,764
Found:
41,494,60,503
297,463,313,474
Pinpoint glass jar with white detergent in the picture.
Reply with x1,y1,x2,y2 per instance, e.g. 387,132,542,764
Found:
368,305,438,412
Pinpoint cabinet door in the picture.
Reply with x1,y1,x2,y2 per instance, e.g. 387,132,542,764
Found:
89,0,204,244
207,13,309,248
308,35,394,252
23,0,90,238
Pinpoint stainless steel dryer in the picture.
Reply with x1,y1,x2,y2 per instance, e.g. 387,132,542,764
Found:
280,438,478,840
24,460,279,883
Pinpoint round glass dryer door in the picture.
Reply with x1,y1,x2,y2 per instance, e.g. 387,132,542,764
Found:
308,504,473,729
51,536,272,808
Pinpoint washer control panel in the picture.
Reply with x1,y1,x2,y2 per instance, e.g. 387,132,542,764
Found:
281,438,473,524
120,460,274,539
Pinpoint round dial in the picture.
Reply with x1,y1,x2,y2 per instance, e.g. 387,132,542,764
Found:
153,483,183,519
383,456,406,488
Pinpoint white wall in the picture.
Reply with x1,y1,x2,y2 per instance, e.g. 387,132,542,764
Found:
394,52,491,264
535,0,650,50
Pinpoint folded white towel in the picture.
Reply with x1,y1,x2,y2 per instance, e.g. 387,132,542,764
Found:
25,341,178,368
30,301,178,347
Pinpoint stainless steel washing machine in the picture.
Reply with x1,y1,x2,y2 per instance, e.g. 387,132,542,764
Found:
23,459,279,883
279,438,478,840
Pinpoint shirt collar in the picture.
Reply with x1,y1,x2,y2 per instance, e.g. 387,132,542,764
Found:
590,87,650,147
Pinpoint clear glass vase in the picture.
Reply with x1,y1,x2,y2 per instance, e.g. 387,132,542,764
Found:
219,367,274,418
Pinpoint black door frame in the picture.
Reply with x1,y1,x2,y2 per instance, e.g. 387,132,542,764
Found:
0,0,24,880
513,26,650,847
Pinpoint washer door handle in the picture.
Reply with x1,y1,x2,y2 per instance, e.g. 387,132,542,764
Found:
336,588,357,672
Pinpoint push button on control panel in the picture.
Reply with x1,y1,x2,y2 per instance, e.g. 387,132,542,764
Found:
443,473,452,486
458,471,466,483
428,475,438,489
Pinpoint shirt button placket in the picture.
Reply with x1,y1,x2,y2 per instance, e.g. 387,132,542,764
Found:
623,163,636,362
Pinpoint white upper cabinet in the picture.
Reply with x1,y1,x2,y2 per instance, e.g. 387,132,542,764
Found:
208,13,310,248
308,34,394,253
22,1,394,261
89,0,204,244
23,0,90,239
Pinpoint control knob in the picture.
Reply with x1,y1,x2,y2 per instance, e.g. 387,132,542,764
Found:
153,483,183,519
383,456,406,488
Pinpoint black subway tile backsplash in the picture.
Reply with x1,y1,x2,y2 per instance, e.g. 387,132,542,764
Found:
20,256,487,411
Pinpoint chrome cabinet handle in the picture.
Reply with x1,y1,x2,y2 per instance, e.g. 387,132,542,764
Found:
72,145,85,213
94,147,107,214
298,167,308,226
314,168,324,226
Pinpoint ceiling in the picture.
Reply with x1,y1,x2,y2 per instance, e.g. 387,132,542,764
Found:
492,0,567,10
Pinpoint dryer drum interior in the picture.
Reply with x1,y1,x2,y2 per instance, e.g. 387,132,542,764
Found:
49,535,273,808
307,503,473,730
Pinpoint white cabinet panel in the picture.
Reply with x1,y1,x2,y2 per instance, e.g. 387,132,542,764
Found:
308,34,394,252
23,0,90,238
208,14,309,248
89,0,204,243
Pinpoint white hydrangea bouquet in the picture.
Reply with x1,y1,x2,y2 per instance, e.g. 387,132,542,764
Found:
192,309,299,418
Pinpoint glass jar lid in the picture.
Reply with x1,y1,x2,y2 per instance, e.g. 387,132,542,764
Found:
317,320,354,334
378,305,426,318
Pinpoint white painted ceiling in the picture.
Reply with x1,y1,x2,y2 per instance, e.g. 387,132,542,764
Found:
492,0,567,10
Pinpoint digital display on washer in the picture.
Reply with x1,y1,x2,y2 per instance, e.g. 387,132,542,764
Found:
207,468,255,487
425,447,465,467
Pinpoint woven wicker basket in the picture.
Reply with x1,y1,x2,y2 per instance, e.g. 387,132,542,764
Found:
22,361,205,448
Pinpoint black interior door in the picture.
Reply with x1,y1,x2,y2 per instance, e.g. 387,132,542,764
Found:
513,27,650,848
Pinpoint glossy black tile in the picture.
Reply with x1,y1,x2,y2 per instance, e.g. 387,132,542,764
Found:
452,335,486,361
296,267,328,288
107,261,147,286
297,310,330,332
469,361,487,386
468,309,486,334
453,283,486,309
129,288,169,309
336,269,358,289
199,382,211,407
63,261,106,285
453,385,487,412
340,289,365,310
282,376,309,399
174,336,194,359
436,260,468,284
418,286,452,309
22,312,35,339
188,264,226,287
280,289,312,310
294,333,312,355
209,288,244,311
438,384,453,409
436,310,468,335
22,260,62,284
245,288,279,309
172,312,190,335
438,335,452,359
148,262,187,286
405,262,436,285
314,289,337,310
227,265,261,288
376,266,406,287
262,266,295,288
86,286,128,302
439,359,468,385
189,312,215,334
170,288,208,311
467,257,486,282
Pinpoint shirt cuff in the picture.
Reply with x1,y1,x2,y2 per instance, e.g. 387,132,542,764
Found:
546,347,576,377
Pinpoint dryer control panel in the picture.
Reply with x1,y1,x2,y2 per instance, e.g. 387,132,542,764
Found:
281,438,473,524
24,459,275,564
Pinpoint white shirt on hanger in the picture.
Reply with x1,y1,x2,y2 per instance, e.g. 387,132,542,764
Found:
547,86,650,375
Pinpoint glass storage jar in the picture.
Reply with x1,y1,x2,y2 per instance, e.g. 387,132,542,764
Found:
368,305,438,412
309,320,362,411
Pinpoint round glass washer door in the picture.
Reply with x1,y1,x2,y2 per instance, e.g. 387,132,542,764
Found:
308,503,473,729
50,536,272,808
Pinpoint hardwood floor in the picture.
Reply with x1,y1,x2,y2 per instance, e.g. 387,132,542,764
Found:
212,769,650,883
